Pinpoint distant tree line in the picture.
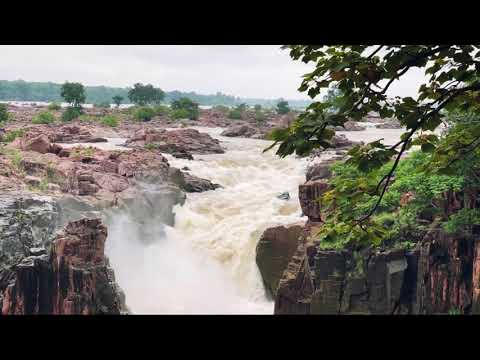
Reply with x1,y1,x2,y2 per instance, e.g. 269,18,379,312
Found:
0,80,312,109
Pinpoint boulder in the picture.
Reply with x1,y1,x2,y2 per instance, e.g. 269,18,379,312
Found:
168,167,220,193
24,134,51,154
220,124,259,138
256,223,305,298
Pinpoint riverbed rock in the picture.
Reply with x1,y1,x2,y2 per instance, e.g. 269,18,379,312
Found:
126,128,224,154
375,119,402,129
168,167,220,193
336,121,366,131
220,124,259,138
256,223,305,298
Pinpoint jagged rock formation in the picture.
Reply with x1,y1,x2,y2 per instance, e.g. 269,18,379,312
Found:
1,218,126,314
220,124,260,138
126,128,224,155
256,223,305,298
168,167,221,193
256,158,480,315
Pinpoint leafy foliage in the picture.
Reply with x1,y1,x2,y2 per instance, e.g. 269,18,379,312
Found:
316,145,469,250
0,103,9,122
60,82,85,107
112,95,124,108
268,45,480,224
47,102,61,111
101,115,119,127
61,107,83,122
171,108,191,120
228,109,242,120
276,100,290,114
1,128,25,143
32,111,56,124
170,98,199,120
133,106,155,122
153,105,171,116
128,83,164,106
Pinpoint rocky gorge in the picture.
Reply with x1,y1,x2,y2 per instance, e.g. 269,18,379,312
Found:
0,103,460,315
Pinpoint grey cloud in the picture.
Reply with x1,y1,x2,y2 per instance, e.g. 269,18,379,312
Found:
0,45,425,100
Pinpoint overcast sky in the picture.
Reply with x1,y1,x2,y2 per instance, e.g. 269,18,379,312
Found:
0,45,426,100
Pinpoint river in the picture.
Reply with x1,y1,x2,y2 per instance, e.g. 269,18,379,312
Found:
98,126,405,314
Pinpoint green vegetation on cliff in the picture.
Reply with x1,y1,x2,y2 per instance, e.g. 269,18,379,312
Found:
267,45,480,249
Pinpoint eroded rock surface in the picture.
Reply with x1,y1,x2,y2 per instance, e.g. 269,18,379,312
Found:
1,218,126,314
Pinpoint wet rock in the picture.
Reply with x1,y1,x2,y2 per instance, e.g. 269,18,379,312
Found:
298,179,329,222
336,121,366,131
256,223,305,298
274,241,314,314
168,167,220,193
220,124,259,138
375,119,402,129
277,192,290,201
1,218,126,314
306,159,335,182
126,128,224,154
332,134,359,149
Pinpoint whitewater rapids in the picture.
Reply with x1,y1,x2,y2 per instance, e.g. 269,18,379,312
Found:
104,126,405,314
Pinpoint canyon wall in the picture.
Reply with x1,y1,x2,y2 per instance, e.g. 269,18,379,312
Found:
257,161,480,315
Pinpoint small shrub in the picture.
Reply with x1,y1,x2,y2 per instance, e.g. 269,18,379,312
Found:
78,115,96,122
145,143,159,151
228,109,242,120
47,102,61,111
133,106,155,122
170,98,199,120
0,104,10,123
71,146,95,158
62,107,83,122
32,111,56,124
255,111,265,122
9,149,23,171
153,105,171,116
1,129,25,143
101,115,119,127
171,108,190,120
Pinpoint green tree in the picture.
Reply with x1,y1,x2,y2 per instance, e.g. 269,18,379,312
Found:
276,100,290,114
170,97,199,120
128,83,164,106
60,82,85,108
112,95,124,108
267,45,480,226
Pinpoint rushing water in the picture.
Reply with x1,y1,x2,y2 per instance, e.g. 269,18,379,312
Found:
99,126,405,314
